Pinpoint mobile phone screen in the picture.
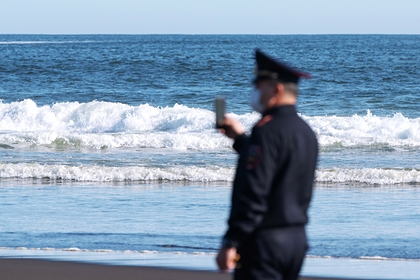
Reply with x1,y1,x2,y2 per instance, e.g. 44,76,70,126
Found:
215,98,225,129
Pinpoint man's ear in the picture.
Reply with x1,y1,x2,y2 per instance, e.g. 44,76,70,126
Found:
275,83,285,96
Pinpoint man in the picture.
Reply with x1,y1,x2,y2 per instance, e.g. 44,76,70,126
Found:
216,49,318,280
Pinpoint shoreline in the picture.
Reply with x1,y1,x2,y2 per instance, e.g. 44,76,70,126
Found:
1,249,420,280
0,258,350,280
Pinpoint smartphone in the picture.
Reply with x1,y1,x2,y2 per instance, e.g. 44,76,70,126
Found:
215,97,225,129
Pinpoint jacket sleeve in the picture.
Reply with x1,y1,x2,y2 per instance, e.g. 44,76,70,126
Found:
223,126,281,246
232,134,248,154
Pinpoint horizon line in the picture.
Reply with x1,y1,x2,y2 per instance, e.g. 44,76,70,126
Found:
1,33,419,36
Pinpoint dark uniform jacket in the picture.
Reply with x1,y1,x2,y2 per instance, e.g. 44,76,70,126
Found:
224,105,318,247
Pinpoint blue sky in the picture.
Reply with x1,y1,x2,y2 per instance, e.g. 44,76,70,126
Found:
1,0,419,34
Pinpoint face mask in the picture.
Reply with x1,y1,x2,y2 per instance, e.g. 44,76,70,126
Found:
250,88,265,114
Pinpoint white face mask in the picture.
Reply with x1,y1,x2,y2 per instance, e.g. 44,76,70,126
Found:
250,88,265,114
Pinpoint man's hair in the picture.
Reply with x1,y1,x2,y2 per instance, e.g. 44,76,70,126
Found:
282,82,299,97
268,79,299,97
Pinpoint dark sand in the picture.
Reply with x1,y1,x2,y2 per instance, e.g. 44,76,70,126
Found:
0,258,353,280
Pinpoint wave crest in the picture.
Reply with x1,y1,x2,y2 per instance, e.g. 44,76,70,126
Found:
0,163,235,182
2,100,420,150
305,110,420,148
2,163,420,185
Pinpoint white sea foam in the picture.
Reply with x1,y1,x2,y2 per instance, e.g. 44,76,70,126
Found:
316,168,420,185
304,110,420,148
1,100,420,150
0,163,235,182
0,99,250,150
0,246,216,256
306,255,420,262
0,40,96,45
1,162,420,185
1,247,419,261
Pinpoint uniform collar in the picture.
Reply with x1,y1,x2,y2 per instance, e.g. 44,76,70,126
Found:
263,105,297,117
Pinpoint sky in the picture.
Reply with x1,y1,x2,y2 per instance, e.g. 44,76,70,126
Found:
1,0,419,34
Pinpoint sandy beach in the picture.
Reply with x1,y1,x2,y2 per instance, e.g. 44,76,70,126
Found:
2,248,420,280
0,258,347,280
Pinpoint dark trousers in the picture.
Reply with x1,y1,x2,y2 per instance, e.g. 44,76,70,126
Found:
234,227,308,280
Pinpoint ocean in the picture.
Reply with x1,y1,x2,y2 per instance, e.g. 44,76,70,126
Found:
1,34,420,278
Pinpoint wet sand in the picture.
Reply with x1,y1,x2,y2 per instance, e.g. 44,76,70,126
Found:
0,258,348,280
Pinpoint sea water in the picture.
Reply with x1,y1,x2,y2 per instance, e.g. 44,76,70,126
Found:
0,35,420,279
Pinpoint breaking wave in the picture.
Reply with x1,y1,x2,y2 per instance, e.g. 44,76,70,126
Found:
2,163,420,185
1,100,420,150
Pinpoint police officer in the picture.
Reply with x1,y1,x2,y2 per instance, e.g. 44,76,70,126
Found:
216,49,318,280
